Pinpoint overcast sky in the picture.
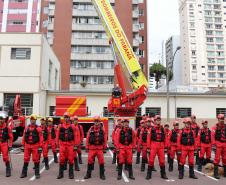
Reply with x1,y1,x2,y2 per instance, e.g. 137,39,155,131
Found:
147,0,180,63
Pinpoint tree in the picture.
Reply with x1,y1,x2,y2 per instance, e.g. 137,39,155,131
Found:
149,63,173,89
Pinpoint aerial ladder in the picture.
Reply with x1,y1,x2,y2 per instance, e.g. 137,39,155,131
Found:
91,0,148,117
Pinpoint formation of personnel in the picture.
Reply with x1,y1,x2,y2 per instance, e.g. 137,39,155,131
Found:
0,112,225,180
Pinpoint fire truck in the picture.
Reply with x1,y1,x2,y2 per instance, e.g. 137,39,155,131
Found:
0,95,26,141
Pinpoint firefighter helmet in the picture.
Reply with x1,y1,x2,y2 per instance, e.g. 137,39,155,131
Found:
30,114,37,120
48,117,53,122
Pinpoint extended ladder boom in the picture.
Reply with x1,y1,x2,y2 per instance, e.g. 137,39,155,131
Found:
91,0,148,90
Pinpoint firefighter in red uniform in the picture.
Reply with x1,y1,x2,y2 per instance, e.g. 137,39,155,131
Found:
115,118,136,180
135,119,144,164
47,118,58,163
197,120,212,171
177,118,198,179
56,112,81,179
40,117,49,170
20,114,43,179
84,116,107,180
71,116,81,171
168,121,180,172
146,115,168,180
211,114,226,179
112,118,122,164
191,114,200,165
139,120,149,172
0,113,13,177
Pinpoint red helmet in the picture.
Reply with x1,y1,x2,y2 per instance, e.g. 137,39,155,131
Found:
201,120,208,125
140,120,145,124
173,121,179,126
154,115,161,120
122,118,129,123
217,114,224,120
94,115,101,121
183,118,191,124
64,112,70,117
191,114,196,119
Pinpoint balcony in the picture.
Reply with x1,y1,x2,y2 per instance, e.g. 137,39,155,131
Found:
72,23,105,31
132,0,139,4
133,39,140,47
71,38,109,46
49,9,55,16
70,68,114,76
71,53,113,61
72,9,98,17
48,23,54,30
133,10,139,18
133,24,139,32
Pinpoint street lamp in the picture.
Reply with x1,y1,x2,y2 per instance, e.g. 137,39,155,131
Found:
166,46,181,122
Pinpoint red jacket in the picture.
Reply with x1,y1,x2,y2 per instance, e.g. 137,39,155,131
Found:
86,125,107,150
177,127,196,150
197,127,212,147
211,123,226,147
138,126,149,146
56,122,81,146
147,125,167,149
115,126,136,149
47,125,57,142
0,122,13,147
168,128,180,147
22,124,43,147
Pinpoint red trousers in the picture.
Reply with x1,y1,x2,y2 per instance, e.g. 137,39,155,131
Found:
88,149,104,165
59,144,74,165
148,142,165,167
0,142,9,163
118,147,133,165
180,147,195,166
42,140,56,158
43,141,48,158
199,144,211,159
137,141,141,153
24,143,40,163
214,145,226,165
141,144,148,160
169,145,180,161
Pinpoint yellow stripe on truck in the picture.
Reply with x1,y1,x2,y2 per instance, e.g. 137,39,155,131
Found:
66,97,85,116
91,0,148,89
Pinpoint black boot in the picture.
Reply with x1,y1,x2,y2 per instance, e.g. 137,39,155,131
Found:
178,165,184,179
128,164,135,180
69,164,74,179
44,157,49,170
189,166,198,179
54,153,58,163
117,164,122,180
160,166,168,179
112,153,117,164
20,162,28,178
198,158,203,172
168,158,173,172
64,160,68,170
34,163,40,179
99,164,106,180
214,165,220,179
141,158,146,172
78,153,83,164
136,152,140,164
5,162,11,177
74,158,80,171
84,164,92,179
195,153,199,165
224,166,226,177
146,165,152,180
57,164,64,179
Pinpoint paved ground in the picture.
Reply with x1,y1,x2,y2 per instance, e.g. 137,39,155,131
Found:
0,141,225,185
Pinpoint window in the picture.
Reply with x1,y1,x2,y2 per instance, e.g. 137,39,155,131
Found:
48,61,53,87
216,108,226,117
139,50,144,58
139,23,144,30
192,65,197,70
4,93,33,116
218,66,224,71
11,48,31,60
177,108,192,118
145,107,161,117
139,9,144,16
208,66,215,71
136,107,142,116
49,106,55,116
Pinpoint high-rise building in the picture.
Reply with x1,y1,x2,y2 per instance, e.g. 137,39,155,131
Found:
45,0,148,91
179,0,226,88
165,35,182,87
0,0,42,32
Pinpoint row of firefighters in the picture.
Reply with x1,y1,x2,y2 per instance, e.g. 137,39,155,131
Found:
0,112,226,180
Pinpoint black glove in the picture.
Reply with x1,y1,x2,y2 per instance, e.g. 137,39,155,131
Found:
116,149,120,154
56,148,59,153
164,148,168,153
38,147,43,154
147,148,150,153
177,150,181,155
140,145,143,149
103,149,107,153
74,146,78,151
132,148,136,153
212,145,216,152
8,146,12,151
85,149,88,153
